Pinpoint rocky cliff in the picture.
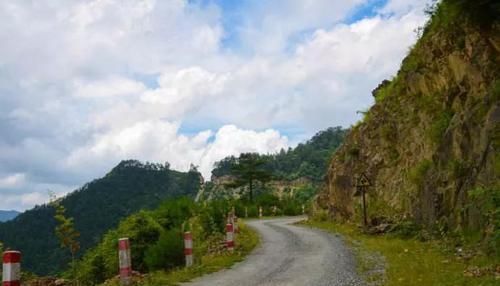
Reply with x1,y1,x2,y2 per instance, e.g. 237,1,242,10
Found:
319,0,499,239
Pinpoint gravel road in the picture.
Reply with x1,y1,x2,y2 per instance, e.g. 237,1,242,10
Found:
183,217,364,286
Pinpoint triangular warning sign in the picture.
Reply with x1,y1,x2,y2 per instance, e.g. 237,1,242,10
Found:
356,173,371,187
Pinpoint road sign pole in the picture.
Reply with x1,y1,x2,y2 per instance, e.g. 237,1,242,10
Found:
361,187,367,227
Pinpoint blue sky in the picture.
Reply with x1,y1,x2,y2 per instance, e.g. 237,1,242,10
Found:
0,0,430,210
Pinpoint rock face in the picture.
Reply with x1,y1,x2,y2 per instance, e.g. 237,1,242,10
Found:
319,2,499,234
199,174,312,201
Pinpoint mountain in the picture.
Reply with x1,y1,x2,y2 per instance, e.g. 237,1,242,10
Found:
0,210,20,222
0,160,202,275
200,127,347,200
318,0,499,249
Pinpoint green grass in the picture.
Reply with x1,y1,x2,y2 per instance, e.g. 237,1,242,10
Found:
102,221,259,286
303,220,499,286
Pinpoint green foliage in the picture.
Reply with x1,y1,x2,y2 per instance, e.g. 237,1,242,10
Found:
145,229,184,271
52,199,80,258
373,78,398,103
492,79,500,102
392,220,422,238
293,185,317,204
212,127,347,183
75,211,163,284
197,200,231,235
0,160,201,275
224,153,273,202
448,159,467,179
422,0,499,39
428,111,453,143
74,197,240,285
152,198,195,230
408,160,432,187
468,186,500,256
307,220,500,286
50,195,81,284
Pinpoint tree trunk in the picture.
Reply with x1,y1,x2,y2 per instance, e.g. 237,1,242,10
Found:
249,179,253,202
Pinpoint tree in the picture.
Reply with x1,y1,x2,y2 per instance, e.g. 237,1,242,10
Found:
225,153,272,202
49,192,80,285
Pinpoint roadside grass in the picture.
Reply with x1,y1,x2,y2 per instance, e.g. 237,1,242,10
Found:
303,220,499,286
130,221,259,286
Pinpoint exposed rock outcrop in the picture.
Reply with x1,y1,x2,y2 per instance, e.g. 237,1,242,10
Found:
319,2,500,237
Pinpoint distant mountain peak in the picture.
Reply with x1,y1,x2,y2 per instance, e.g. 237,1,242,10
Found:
0,210,20,222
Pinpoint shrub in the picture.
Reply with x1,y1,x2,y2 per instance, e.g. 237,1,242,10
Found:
468,186,500,257
145,229,184,271
75,211,163,284
428,111,453,143
392,220,421,238
408,160,432,187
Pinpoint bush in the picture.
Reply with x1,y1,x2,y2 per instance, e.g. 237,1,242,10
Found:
428,111,453,143
408,160,432,188
392,220,421,238
145,229,184,271
468,186,500,257
75,211,163,285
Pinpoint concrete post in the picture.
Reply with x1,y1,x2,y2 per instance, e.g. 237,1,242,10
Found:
118,238,132,286
184,232,193,267
2,251,21,286
226,223,234,253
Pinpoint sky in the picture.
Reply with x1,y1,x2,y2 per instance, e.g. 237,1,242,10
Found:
0,0,432,211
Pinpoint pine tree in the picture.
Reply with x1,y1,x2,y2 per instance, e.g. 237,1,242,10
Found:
225,153,272,202
49,192,80,285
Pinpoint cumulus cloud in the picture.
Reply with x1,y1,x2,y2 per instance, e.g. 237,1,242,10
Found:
0,173,26,188
65,121,288,179
0,0,432,210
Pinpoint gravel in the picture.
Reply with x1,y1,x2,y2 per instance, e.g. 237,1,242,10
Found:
183,217,364,286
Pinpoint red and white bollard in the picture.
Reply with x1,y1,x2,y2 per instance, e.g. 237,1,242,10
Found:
226,223,234,253
118,238,132,286
259,206,263,219
2,251,21,286
184,231,193,267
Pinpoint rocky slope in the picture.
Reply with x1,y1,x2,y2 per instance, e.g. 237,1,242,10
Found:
319,0,499,239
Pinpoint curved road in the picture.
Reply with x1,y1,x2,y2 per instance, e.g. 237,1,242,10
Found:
184,217,363,286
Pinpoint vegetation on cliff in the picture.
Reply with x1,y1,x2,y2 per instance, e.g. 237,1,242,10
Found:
201,127,347,202
319,0,500,259
212,126,347,182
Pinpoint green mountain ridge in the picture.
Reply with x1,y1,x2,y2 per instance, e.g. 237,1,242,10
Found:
0,160,202,275
0,210,20,222
199,127,347,201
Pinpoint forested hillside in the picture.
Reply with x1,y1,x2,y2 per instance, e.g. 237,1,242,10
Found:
200,127,347,201
0,160,202,275
212,127,347,182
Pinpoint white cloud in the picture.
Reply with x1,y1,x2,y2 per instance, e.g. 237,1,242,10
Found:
73,76,146,98
65,120,288,180
0,173,26,188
